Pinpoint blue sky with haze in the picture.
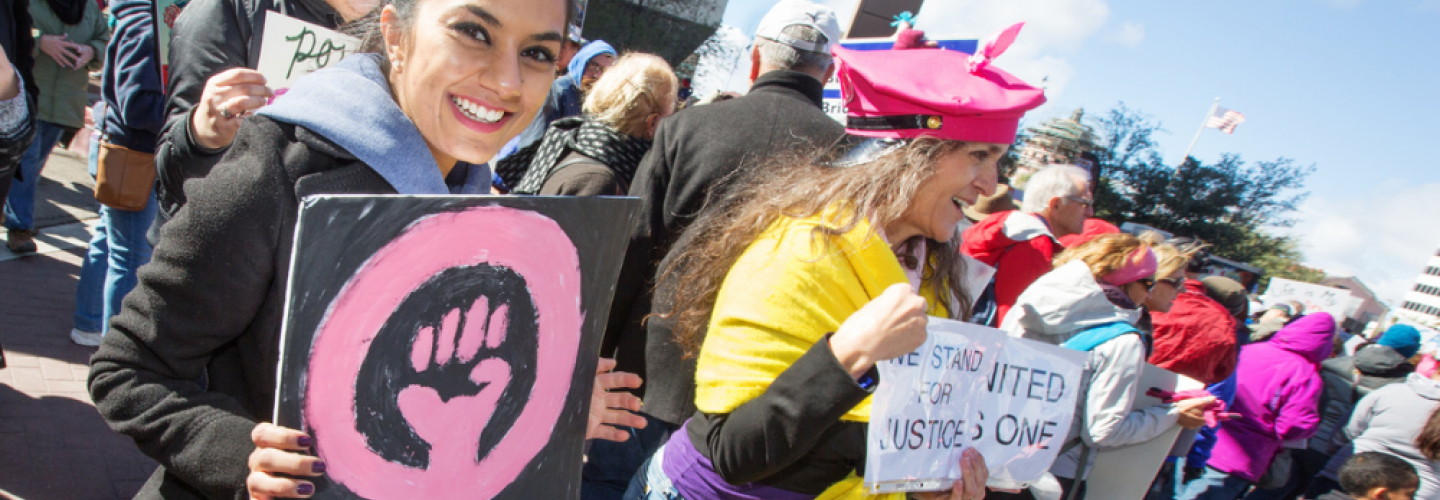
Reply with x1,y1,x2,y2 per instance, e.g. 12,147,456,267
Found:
715,0,1440,304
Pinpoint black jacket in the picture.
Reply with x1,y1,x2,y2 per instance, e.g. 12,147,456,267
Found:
151,0,341,241
90,115,394,500
604,70,845,425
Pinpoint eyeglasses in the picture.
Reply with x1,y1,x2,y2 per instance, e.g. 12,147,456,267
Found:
1136,277,1186,291
1065,195,1094,208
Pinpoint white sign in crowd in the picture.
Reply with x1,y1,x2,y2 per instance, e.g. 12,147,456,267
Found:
1261,277,1361,321
865,319,1088,494
256,12,361,94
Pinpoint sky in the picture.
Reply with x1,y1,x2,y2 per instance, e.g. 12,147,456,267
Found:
713,0,1440,305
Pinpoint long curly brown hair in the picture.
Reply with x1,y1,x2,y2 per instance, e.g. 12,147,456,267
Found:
656,137,980,357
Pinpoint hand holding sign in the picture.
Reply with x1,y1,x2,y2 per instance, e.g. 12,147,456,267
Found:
910,449,990,500
246,422,323,500
192,68,273,149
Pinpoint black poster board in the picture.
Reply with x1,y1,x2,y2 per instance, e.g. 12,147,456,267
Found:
274,195,639,499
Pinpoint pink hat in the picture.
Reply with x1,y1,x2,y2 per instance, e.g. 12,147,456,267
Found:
833,23,1046,144
1101,246,1159,287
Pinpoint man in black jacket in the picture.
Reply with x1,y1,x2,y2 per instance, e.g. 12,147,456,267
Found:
584,1,845,498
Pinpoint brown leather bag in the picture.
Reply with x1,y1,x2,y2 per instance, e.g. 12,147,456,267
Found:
93,141,156,211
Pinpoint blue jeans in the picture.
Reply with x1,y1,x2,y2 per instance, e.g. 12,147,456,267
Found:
73,137,157,334
622,445,685,500
4,120,66,231
1178,466,1252,500
583,413,676,500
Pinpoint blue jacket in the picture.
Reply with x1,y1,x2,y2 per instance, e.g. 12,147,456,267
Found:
101,0,166,153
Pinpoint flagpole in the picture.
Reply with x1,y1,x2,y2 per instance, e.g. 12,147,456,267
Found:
1180,97,1220,170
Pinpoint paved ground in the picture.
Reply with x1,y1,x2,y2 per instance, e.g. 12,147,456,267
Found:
0,144,159,499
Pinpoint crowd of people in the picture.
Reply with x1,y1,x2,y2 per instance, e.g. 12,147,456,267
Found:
0,0,1436,499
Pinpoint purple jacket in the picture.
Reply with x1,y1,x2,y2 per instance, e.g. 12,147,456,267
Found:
1207,313,1335,481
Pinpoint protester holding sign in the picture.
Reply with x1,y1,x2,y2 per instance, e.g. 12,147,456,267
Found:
88,1,649,498
997,233,1214,500
626,24,1047,500
149,0,373,240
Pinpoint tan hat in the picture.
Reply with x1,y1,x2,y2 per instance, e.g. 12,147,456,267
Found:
964,184,1018,222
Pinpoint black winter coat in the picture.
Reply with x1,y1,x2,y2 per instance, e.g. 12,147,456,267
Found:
90,115,394,500
603,70,845,425
151,0,341,242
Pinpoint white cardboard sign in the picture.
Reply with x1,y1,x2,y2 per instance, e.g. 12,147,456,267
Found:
256,11,360,93
865,319,1088,494
1262,277,1361,320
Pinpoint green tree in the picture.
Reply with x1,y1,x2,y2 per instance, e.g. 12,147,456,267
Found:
1089,103,1318,276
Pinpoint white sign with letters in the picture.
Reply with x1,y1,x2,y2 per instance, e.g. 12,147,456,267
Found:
256,11,360,93
1262,277,1361,320
865,319,1088,494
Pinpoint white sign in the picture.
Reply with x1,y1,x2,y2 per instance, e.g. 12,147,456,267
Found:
256,11,360,93
865,319,1088,493
1085,365,1202,500
1262,277,1362,320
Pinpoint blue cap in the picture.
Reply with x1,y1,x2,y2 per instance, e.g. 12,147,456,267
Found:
1377,324,1422,359
567,40,616,78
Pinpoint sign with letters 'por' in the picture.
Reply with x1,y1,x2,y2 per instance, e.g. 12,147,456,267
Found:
257,11,360,94
866,319,1088,494
274,195,639,500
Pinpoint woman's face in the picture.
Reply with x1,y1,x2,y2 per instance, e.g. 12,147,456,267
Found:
891,142,1005,243
384,0,565,165
1143,269,1185,313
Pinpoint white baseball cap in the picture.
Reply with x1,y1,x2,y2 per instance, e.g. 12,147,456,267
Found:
755,0,842,54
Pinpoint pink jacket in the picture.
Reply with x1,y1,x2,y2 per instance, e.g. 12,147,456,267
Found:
1206,313,1335,481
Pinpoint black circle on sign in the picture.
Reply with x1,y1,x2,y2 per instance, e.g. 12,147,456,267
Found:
352,264,540,468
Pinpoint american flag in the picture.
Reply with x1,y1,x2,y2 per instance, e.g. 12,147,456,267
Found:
1205,106,1246,134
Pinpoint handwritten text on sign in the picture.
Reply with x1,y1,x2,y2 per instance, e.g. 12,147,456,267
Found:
865,319,1087,494
257,11,360,92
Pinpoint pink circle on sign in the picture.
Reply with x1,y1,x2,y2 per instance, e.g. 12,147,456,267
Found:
304,206,583,499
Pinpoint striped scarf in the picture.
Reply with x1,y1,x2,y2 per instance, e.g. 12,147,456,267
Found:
494,117,651,195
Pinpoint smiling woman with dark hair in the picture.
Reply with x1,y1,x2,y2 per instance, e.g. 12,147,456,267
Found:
86,0,647,498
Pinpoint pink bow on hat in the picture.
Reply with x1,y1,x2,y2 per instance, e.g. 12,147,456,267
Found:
968,22,1025,74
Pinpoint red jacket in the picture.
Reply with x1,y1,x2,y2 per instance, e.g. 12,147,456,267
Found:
1148,280,1239,384
960,211,1063,326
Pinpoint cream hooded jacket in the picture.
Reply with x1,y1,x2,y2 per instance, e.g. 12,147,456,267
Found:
1000,260,1184,480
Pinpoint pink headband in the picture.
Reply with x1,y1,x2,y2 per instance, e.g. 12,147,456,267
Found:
1101,247,1158,287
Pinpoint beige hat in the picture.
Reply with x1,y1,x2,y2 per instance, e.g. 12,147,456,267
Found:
964,184,1018,222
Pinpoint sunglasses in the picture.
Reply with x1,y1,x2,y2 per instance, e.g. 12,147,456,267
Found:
1065,195,1094,209
1135,277,1186,291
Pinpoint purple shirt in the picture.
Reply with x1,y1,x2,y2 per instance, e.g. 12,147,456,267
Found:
662,423,815,500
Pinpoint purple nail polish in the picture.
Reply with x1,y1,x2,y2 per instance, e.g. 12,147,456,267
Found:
312,461,327,473
297,435,313,447
296,483,314,495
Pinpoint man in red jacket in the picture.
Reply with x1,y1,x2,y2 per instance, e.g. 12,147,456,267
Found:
962,164,1091,326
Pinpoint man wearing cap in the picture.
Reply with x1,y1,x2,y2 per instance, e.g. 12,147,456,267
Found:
588,1,845,498
962,164,1092,326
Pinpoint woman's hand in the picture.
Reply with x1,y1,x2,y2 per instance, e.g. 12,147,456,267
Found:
71,43,95,69
831,283,929,378
912,448,989,500
38,34,80,69
587,357,647,442
1174,396,1217,430
191,68,273,150
247,423,324,500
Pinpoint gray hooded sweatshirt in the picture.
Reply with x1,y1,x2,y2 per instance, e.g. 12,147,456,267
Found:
1322,373,1440,498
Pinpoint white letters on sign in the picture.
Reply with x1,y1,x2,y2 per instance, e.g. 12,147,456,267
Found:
256,11,361,93
865,319,1088,494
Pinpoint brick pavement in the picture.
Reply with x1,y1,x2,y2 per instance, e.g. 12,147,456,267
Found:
1,145,158,499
